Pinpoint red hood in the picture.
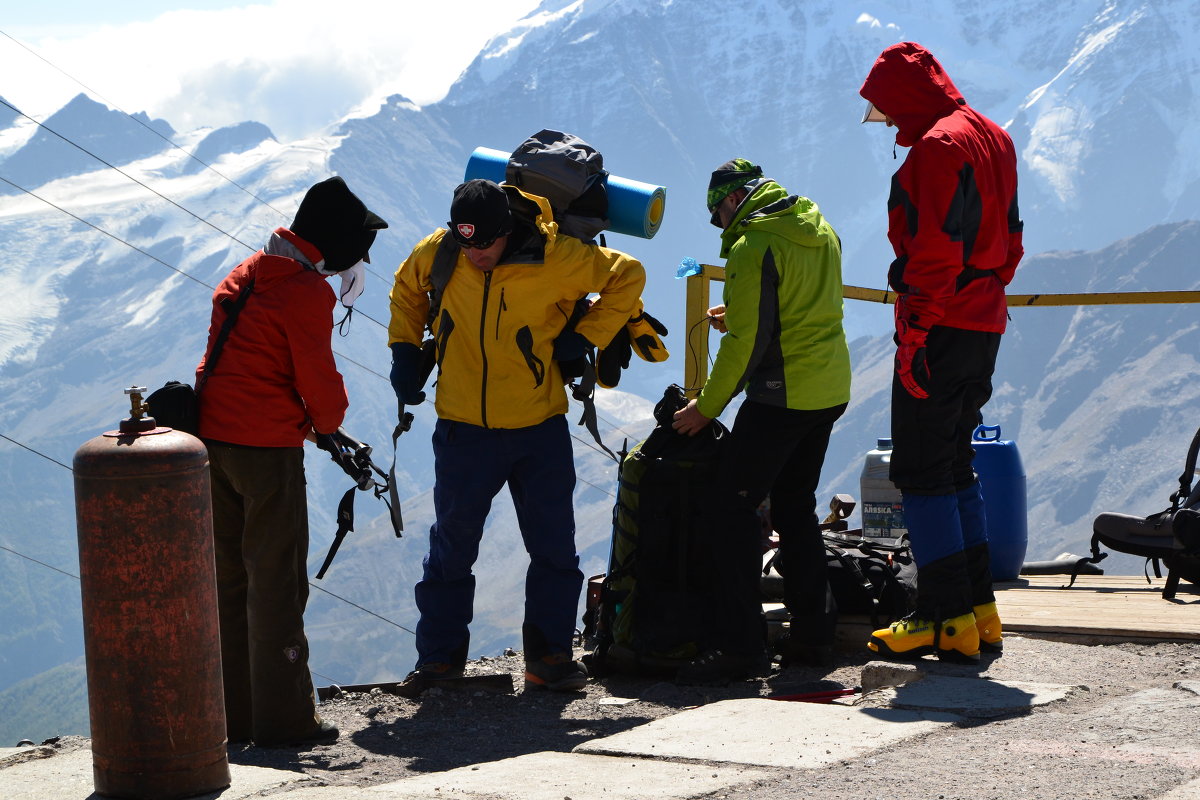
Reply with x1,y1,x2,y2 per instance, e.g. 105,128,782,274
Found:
859,42,966,147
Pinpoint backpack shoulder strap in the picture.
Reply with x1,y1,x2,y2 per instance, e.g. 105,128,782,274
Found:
1174,426,1200,510
427,233,460,331
569,353,617,462
824,539,884,629
198,276,255,391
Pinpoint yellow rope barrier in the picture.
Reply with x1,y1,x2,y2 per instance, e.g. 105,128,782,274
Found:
684,264,1200,392
843,285,1200,307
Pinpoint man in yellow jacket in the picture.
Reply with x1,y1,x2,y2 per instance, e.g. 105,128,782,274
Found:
388,179,645,691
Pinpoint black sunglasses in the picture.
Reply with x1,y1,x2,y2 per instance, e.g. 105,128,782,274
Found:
448,223,509,250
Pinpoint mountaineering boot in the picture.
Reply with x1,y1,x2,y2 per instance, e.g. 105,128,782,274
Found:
524,653,588,692
675,649,772,685
961,538,1001,653
256,719,340,749
867,612,980,663
882,495,977,662
775,637,835,668
974,601,1003,653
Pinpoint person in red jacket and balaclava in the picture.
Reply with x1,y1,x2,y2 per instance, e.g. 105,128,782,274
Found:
859,42,1023,662
198,176,387,747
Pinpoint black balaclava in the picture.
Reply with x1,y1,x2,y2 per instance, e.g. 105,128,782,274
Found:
290,176,388,271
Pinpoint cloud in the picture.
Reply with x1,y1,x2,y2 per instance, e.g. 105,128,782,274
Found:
1,0,539,140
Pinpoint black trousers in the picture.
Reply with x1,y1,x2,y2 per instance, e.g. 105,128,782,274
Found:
704,400,847,656
208,443,320,744
889,326,1002,495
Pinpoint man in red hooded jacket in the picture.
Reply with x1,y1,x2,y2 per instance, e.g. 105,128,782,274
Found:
859,42,1023,662
198,176,387,747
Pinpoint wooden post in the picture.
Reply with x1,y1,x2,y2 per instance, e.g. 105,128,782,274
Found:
683,264,726,398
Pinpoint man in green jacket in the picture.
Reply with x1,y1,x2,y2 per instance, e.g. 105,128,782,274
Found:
673,159,851,682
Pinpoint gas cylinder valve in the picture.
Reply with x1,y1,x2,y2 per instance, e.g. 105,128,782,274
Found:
120,386,156,434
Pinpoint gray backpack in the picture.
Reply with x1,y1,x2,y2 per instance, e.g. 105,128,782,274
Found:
505,129,610,243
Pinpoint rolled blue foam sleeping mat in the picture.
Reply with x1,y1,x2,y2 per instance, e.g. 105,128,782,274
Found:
464,146,666,239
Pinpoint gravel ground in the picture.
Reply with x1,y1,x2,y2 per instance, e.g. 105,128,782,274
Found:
31,634,1200,799
187,634,1200,798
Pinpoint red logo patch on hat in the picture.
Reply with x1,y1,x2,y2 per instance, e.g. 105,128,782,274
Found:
457,223,475,240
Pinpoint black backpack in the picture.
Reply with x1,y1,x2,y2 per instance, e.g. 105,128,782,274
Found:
761,531,916,629
587,385,726,675
1086,426,1200,598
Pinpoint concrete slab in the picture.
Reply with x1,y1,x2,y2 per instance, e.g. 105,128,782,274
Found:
272,752,772,800
0,749,317,800
574,697,959,769
870,675,1081,715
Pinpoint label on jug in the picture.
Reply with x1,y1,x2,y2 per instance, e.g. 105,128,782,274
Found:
863,501,907,540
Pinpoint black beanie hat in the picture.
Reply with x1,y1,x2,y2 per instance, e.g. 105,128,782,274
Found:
448,179,513,247
290,176,388,271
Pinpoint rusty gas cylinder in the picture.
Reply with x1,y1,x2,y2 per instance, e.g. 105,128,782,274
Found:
73,387,229,799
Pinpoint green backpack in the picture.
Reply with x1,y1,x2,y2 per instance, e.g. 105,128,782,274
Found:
590,385,727,675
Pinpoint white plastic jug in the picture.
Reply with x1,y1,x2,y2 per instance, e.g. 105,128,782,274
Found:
859,438,907,540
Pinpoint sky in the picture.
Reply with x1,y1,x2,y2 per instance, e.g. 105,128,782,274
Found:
0,0,543,141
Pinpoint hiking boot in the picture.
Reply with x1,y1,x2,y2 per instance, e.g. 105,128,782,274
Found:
411,661,466,681
774,633,835,668
867,612,980,663
524,653,588,692
675,650,770,685
396,661,471,698
256,719,339,749
974,601,1003,653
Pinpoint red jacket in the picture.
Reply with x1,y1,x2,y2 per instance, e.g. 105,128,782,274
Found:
860,42,1023,338
196,228,348,446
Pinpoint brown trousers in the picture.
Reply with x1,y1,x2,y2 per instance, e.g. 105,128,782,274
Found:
207,442,319,744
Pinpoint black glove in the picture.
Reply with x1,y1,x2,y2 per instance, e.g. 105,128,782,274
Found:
597,326,632,388
553,329,592,362
314,431,340,456
390,342,427,405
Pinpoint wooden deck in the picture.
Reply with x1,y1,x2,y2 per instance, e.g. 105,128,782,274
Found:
993,574,1200,643
816,574,1200,647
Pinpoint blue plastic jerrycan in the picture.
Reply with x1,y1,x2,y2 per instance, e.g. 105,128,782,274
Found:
971,423,1028,581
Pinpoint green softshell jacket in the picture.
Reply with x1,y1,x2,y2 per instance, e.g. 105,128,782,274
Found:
697,180,851,419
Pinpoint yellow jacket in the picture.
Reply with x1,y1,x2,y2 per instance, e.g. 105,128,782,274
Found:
389,189,646,429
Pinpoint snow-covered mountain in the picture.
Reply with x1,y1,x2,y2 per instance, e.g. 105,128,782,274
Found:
1,0,1198,741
